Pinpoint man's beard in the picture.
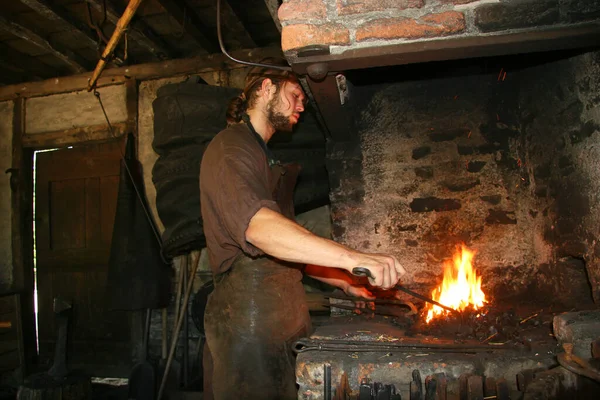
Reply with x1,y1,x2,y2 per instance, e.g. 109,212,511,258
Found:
266,96,294,132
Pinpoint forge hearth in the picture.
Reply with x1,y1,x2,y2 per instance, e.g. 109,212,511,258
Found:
295,45,600,400
324,48,600,307
296,306,600,399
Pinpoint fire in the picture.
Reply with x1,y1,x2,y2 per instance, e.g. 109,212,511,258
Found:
425,245,486,323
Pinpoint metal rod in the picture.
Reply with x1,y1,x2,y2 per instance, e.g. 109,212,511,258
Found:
394,285,458,315
324,292,414,307
183,254,189,388
325,303,413,317
351,267,458,314
324,364,331,400
293,338,516,354
157,252,200,400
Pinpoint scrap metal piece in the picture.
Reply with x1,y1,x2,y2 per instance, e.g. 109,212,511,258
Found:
410,370,423,400
324,363,331,400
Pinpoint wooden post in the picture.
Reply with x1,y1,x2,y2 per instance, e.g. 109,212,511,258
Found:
11,98,37,379
88,0,145,91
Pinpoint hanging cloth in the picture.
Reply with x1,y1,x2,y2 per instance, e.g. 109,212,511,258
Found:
106,134,172,310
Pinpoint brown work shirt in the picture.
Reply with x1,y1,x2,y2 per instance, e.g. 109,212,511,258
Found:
200,123,297,275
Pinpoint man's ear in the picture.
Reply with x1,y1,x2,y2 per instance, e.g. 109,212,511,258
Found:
260,78,274,98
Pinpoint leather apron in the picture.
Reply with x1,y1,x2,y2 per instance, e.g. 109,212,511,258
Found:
203,162,312,400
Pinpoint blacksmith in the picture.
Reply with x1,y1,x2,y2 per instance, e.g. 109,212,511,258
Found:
200,63,406,399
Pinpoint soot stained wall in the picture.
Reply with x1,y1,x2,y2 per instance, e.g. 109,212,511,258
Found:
330,50,600,304
518,50,600,303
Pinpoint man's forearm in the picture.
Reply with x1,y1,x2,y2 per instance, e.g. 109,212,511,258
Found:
245,207,357,272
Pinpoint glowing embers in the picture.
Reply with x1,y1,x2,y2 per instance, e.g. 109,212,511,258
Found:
425,245,486,323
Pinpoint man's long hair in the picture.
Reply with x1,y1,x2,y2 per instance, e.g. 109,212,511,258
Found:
226,59,298,125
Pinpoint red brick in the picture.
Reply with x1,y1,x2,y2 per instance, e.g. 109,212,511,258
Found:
337,0,424,15
281,23,351,52
422,11,467,30
278,0,327,22
439,0,479,5
356,11,466,41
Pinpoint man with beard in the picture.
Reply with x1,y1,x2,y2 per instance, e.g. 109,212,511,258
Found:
199,64,406,399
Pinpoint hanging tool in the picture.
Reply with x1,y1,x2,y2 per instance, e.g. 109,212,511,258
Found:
352,267,459,315
88,0,144,91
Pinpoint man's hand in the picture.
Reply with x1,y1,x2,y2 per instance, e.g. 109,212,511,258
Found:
347,253,406,290
344,285,375,299
344,285,375,310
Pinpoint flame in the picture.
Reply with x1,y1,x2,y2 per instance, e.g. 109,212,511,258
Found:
425,245,486,323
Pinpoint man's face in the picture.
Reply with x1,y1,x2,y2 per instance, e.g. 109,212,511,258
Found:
266,81,306,132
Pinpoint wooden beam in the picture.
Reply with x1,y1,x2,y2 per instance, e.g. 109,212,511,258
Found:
0,43,61,80
0,46,282,101
227,0,279,47
11,98,37,376
125,79,138,133
155,0,218,53
0,65,42,85
0,14,89,74
21,121,131,149
263,0,281,32
19,0,99,50
86,0,174,60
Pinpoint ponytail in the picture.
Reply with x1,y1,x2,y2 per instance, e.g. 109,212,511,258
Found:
226,92,247,125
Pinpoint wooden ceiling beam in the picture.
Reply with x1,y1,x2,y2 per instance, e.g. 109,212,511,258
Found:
0,14,89,73
19,0,99,50
263,0,281,32
85,0,175,60
0,42,61,80
0,65,43,85
155,0,218,53
227,0,278,47
0,46,283,101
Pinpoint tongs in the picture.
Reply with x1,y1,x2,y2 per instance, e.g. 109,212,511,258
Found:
352,267,459,315
324,293,418,316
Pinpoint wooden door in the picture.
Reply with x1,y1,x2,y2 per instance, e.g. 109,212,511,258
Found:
35,140,132,377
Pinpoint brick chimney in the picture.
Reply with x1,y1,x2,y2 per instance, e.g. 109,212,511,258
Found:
278,0,600,73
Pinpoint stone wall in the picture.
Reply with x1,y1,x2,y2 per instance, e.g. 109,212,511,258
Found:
517,50,600,303
329,49,599,305
278,0,600,54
